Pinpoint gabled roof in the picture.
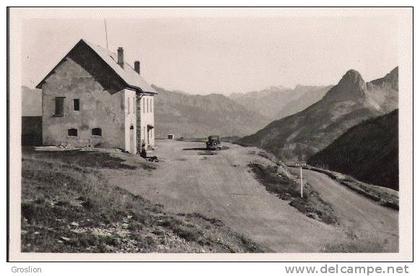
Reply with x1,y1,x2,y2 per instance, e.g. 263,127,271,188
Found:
36,39,157,94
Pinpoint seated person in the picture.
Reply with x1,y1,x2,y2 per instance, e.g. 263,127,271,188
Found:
140,143,147,158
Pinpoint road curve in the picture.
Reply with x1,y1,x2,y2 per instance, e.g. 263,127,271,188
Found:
289,167,398,252
105,140,398,253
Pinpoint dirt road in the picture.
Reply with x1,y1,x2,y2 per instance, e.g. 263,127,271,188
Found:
106,140,398,252
289,168,399,252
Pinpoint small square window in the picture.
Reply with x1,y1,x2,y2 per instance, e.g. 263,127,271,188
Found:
92,128,102,136
68,128,78,136
74,99,80,111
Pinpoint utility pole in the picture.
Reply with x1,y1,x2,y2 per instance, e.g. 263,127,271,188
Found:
300,165,303,198
296,160,304,198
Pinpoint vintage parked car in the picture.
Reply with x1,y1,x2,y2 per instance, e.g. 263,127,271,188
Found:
206,135,221,150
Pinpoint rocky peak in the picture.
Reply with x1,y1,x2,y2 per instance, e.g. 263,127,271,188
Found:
323,69,367,102
388,66,398,77
382,66,398,90
337,69,366,89
368,66,398,91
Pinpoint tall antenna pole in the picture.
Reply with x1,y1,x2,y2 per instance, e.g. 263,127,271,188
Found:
104,19,109,50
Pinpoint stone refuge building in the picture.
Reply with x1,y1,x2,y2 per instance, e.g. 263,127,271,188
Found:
36,39,157,154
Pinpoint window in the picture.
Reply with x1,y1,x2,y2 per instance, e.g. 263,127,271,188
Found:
54,97,65,116
150,98,153,113
73,99,80,111
92,128,102,136
68,128,78,136
127,97,130,114
142,97,145,113
147,98,150,113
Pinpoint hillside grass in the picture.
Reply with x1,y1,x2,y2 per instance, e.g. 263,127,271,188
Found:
21,148,264,253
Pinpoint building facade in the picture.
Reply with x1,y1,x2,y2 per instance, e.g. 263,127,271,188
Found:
36,39,157,154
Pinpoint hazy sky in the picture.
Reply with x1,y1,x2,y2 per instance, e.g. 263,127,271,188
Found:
20,8,403,95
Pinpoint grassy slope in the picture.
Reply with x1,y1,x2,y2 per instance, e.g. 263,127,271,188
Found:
21,149,264,253
308,110,398,190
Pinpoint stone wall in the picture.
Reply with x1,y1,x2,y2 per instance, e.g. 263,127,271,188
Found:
41,45,127,149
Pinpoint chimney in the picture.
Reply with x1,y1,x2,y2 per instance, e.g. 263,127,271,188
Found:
117,47,124,68
134,61,140,74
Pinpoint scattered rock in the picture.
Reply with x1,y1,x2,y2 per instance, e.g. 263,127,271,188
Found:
60,236,71,242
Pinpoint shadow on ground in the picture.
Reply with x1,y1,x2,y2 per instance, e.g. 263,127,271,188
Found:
182,147,208,151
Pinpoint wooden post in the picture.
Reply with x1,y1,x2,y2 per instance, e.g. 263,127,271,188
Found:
300,166,303,198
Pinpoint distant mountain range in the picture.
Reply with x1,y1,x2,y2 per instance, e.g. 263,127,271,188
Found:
152,85,270,138
237,67,398,161
274,85,332,119
230,85,331,120
21,86,42,116
308,110,399,190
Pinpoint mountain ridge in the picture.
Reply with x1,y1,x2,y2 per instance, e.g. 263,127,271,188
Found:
237,67,398,161
152,85,270,138
230,85,331,119
308,110,399,190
